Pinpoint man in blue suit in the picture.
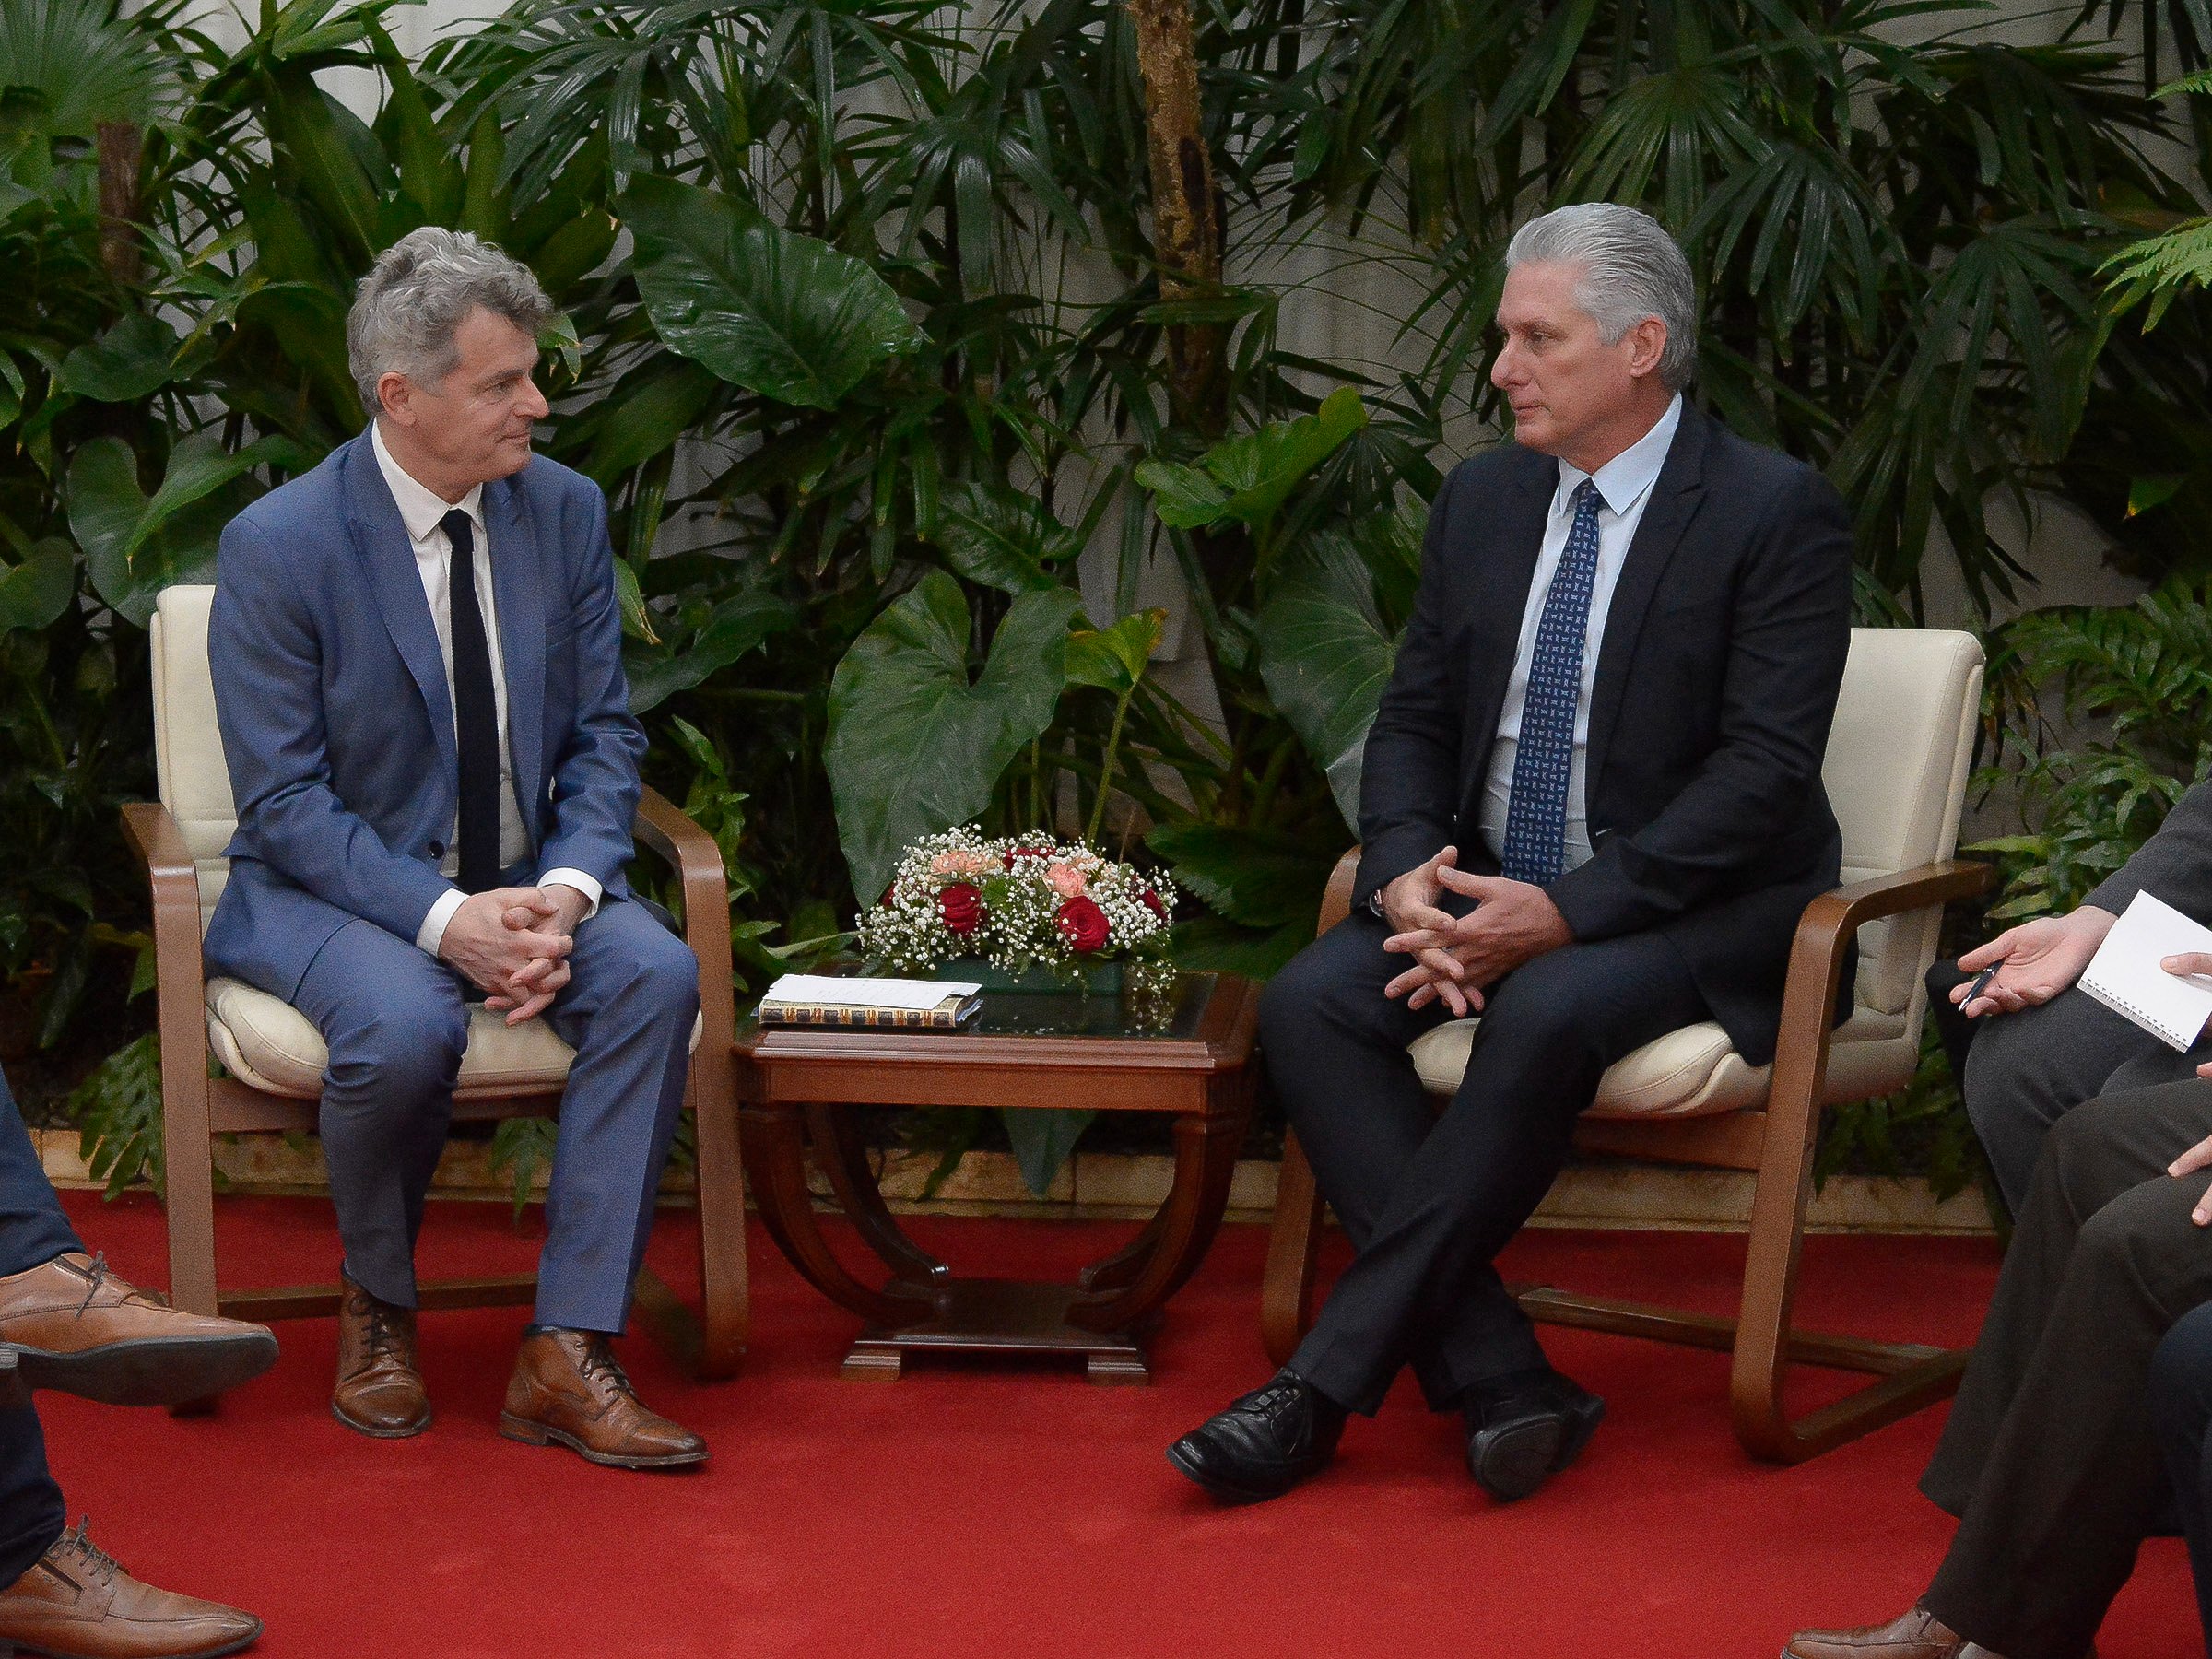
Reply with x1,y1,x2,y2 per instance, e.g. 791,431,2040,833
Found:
206,228,705,1468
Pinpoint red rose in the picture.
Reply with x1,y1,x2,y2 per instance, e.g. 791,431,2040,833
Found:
1003,843,1049,868
938,883,983,935
1139,888,1167,920
878,884,897,908
1055,895,1111,954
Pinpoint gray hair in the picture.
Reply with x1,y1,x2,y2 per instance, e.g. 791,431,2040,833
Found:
1504,204,1698,391
346,228,553,416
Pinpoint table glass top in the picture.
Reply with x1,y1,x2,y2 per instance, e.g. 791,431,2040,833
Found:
747,971,1221,1041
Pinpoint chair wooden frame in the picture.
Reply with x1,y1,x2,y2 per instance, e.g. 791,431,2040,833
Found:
122,785,749,1383
1260,846,1992,1464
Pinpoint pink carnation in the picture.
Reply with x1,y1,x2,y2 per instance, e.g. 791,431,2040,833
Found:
929,849,993,878
1044,863,1088,899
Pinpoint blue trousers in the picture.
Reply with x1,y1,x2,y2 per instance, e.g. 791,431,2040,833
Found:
2150,1300,2212,1651
0,1067,82,1591
286,897,697,1332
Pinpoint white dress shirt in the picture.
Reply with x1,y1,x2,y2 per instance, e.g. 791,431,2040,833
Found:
370,422,601,956
1477,393,1683,872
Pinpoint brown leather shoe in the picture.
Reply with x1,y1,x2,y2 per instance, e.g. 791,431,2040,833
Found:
0,1520,260,1658
330,1273,429,1439
0,1254,276,1408
500,1328,706,1470
1783,1608,2005,1659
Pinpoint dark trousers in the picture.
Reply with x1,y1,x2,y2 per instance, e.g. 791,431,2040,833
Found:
0,1068,79,1592
1268,912,1707,1415
1920,1078,2212,1659
1946,966,2202,1213
2149,1300,2212,1653
283,898,698,1332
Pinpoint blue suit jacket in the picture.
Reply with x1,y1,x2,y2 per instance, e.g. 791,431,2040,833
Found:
203,431,647,1000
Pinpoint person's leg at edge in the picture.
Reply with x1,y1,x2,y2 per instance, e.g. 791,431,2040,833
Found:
1920,1084,2212,1659
0,1066,72,1585
2149,1300,2212,1648
1288,929,1708,1418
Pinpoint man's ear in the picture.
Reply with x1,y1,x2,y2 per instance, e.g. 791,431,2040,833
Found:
1624,316,1668,382
376,370,415,427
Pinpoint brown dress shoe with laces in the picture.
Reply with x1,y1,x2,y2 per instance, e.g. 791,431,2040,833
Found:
1783,1608,2007,1659
0,1520,260,1658
0,1254,276,1409
499,1328,706,1470
330,1273,429,1439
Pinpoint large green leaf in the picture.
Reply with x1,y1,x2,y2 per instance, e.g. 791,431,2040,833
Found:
1257,530,1398,830
0,540,74,633
1065,607,1165,693
1137,388,1368,534
826,571,1080,906
0,0,158,137
58,314,181,404
1003,1108,1093,1199
1144,823,1338,931
929,481,1079,594
618,175,924,409
625,587,800,714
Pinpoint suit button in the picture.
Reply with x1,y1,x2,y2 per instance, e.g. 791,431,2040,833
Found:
429,840,444,856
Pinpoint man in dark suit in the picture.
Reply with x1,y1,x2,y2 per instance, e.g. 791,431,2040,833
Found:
0,1068,272,1657
1167,203,1855,1504
206,228,704,1466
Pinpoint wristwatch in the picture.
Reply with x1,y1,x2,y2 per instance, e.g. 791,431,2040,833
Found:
1367,889,1387,921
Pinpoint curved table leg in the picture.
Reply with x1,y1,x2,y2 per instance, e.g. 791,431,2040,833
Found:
738,1100,928,1328
805,1103,952,1288
1077,1207,1167,1293
1068,1101,1246,1335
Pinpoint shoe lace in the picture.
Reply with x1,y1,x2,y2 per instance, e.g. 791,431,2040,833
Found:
354,1291,406,1364
68,1253,113,1320
53,1520,121,1587
576,1335,634,1398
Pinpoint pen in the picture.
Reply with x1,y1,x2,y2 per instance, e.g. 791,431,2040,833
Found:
1962,964,1999,1006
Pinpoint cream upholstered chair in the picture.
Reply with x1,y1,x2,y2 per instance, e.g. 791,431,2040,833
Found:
121,585,747,1383
1260,627,1991,1463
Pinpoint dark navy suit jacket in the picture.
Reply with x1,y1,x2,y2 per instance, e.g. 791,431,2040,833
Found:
204,430,646,1001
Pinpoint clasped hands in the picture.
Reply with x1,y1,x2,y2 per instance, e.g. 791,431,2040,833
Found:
1376,845,1572,1017
1949,903,2212,1223
438,885,590,1026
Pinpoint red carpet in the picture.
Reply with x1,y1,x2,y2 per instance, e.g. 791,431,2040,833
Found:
38,1192,2201,1659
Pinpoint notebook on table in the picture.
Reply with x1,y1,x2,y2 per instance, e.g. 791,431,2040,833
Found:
756,973,983,1030
2079,891,2212,1052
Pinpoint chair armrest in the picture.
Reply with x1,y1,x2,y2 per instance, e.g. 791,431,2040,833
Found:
121,802,208,992
1317,848,1362,936
632,786,735,1040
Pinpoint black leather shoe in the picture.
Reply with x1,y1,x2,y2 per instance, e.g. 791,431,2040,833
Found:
1462,1369,1606,1502
1167,1370,1347,1503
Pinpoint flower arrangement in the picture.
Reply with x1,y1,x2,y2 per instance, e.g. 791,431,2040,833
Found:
858,826,1178,988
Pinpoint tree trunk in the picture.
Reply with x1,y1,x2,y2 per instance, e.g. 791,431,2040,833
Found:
1125,0,1226,436
95,123,143,288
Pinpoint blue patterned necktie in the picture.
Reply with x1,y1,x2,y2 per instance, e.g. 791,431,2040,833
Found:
1500,478,1606,887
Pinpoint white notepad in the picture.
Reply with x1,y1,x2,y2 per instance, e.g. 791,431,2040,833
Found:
761,973,982,1011
2078,891,2212,1051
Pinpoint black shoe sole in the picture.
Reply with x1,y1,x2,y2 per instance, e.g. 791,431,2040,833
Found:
0,1616,264,1658
1467,1415,1566,1503
1164,1440,1306,1504
498,1411,707,1470
1,1334,278,1408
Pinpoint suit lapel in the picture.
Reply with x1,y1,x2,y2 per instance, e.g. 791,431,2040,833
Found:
487,474,546,853
1456,448,1555,815
1583,403,1712,795
341,435,458,782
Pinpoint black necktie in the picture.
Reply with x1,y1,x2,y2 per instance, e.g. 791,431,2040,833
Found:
442,509,501,895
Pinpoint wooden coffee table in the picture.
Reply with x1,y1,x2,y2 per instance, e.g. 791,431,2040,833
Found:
734,972,1257,1383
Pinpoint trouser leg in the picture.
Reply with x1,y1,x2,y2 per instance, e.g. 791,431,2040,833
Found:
1922,1081,2212,1659
1959,984,2190,1214
1289,930,1708,1416
2149,1301,2212,1649
534,900,699,1335
0,1398,62,1594
0,1069,82,1278
289,921,470,1310
1258,913,1460,1404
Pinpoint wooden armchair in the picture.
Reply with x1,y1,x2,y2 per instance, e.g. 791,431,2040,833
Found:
121,584,747,1386
1261,627,1991,1463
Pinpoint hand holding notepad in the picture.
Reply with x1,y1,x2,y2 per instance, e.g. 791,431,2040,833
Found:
2077,892,2212,1052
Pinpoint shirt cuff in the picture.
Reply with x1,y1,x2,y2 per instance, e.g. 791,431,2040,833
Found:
541,869,604,921
415,888,467,958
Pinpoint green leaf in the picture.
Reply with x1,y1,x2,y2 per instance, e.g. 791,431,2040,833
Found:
826,571,1080,906
66,433,297,628
626,587,800,713
618,175,924,408
0,541,75,633
1003,1108,1092,1198
1137,388,1367,536
1133,458,1230,530
930,482,1079,594
1144,823,1338,931
1257,530,1398,830
1065,607,1164,694
58,313,181,404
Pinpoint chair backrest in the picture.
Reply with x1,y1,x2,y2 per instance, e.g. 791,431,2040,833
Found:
151,585,234,933
1825,627,1983,1025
